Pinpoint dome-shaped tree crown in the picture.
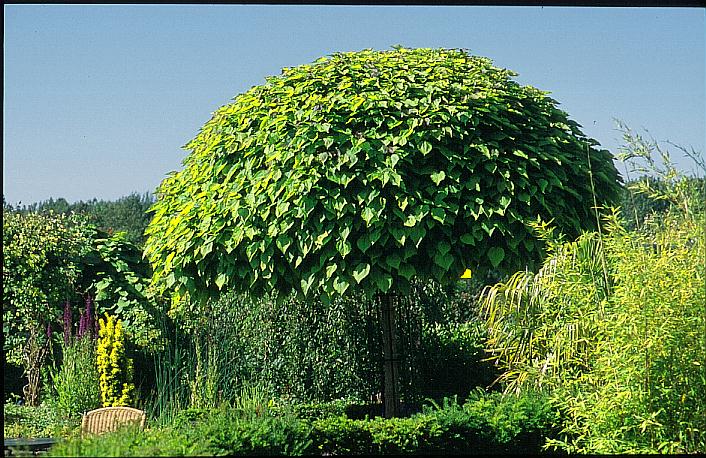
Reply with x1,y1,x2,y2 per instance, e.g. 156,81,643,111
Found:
144,47,621,303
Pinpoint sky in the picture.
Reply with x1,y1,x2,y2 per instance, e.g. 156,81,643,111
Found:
3,5,705,206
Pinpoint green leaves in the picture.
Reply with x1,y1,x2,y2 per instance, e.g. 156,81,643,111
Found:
487,247,505,268
145,46,621,304
419,141,433,156
352,263,371,284
430,170,446,186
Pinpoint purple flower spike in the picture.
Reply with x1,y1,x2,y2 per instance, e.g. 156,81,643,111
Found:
78,311,86,338
46,321,52,340
85,295,94,338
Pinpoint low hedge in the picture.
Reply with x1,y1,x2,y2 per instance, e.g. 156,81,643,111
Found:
48,391,563,456
307,391,563,455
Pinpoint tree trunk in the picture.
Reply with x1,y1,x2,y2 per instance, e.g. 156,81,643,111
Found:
380,292,400,418
23,325,49,407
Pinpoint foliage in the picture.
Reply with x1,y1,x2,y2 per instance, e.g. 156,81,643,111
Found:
142,316,195,426
10,192,155,246
48,336,101,419
3,399,79,439
308,390,560,455
144,46,621,305
547,212,705,454
78,231,165,351
3,209,164,406
479,224,608,393
50,402,312,457
479,212,706,453
165,279,495,406
97,314,135,407
3,210,94,405
87,192,155,246
417,320,497,400
47,424,202,457
2,211,92,366
46,391,560,456
181,405,312,456
479,127,705,453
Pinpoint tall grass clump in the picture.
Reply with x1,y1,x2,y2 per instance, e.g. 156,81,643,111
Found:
479,124,705,453
143,310,194,426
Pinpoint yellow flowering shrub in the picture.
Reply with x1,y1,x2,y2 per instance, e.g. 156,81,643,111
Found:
96,313,134,407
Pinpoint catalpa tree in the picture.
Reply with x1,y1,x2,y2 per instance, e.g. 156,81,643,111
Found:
144,47,621,414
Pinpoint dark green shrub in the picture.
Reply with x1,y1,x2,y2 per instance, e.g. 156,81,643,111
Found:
46,392,560,456
417,320,497,400
178,279,496,407
309,416,375,455
306,390,561,455
184,410,312,456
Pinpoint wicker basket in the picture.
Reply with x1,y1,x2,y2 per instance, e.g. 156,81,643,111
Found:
81,407,146,436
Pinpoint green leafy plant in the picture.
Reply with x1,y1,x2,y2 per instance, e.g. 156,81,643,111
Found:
3,400,78,439
417,320,497,400
3,210,94,405
308,390,560,455
78,231,166,352
144,46,621,416
479,127,705,454
49,336,101,419
48,424,202,457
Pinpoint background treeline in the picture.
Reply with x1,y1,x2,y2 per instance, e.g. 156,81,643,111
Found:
2,192,155,246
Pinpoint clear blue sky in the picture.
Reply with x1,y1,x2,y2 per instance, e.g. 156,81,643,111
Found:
4,5,705,206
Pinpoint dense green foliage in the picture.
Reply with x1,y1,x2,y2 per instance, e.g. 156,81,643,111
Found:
3,211,93,367
149,280,496,411
3,211,94,405
309,391,560,455
6,192,155,246
475,123,706,453
144,46,620,304
78,233,165,351
480,210,705,453
3,209,163,411
47,391,560,456
3,211,163,360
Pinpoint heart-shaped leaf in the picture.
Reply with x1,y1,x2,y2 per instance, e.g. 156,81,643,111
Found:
488,246,505,268
352,263,371,284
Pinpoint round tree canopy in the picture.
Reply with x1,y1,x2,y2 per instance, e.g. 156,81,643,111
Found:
145,47,621,303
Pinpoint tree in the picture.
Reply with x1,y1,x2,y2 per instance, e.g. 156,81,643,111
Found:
13,192,155,246
88,192,155,246
144,47,621,416
3,210,93,405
